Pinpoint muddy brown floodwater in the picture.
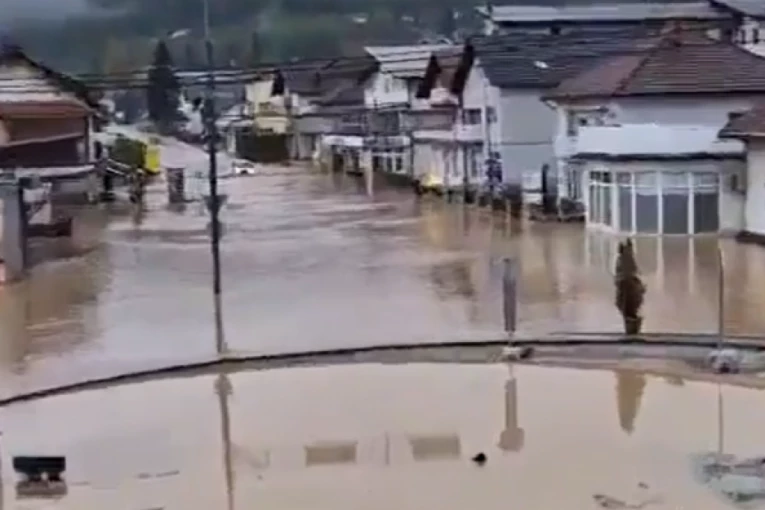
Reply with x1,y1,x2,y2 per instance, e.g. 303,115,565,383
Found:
1,166,765,395
0,363,761,509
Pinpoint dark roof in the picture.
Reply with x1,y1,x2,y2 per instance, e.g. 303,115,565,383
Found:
719,106,765,138
0,100,92,118
710,0,765,18
473,26,662,89
272,54,377,98
417,46,474,99
546,29,765,100
0,42,99,110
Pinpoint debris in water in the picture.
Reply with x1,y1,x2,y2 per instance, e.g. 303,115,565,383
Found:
471,453,487,466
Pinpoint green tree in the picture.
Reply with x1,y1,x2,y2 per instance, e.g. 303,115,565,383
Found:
146,39,180,133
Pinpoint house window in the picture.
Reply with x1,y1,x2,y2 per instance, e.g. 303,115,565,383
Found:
586,169,720,235
462,109,481,125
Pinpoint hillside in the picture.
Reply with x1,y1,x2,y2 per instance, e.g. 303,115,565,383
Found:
9,0,686,75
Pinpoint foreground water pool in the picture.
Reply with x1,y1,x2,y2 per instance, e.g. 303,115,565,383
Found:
1,363,763,509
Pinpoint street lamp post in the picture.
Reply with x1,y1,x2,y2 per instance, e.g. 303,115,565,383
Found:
202,0,224,350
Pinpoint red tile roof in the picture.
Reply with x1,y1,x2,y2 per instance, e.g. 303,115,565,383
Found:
0,100,92,118
545,30,765,100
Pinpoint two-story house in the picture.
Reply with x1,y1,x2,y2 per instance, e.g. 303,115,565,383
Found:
543,28,765,236
412,45,488,193
362,44,457,177
0,41,101,170
464,26,660,203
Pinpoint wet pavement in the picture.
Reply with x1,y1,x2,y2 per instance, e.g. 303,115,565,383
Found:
0,362,761,509
2,138,765,396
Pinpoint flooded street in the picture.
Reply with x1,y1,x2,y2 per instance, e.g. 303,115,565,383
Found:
1,362,763,509
2,160,765,394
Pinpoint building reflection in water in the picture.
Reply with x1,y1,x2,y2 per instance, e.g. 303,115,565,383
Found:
305,441,358,466
408,435,461,462
498,363,524,452
615,370,646,435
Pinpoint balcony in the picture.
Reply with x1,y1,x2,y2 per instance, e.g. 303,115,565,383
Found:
454,122,482,142
403,107,456,132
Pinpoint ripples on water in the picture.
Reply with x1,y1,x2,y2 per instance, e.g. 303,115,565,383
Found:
2,168,765,390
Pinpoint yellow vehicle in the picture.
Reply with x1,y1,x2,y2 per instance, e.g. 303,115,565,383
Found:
144,136,161,175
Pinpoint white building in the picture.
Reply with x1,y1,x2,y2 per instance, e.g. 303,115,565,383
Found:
410,46,490,192
543,29,765,235
573,124,745,236
362,45,457,177
719,104,765,240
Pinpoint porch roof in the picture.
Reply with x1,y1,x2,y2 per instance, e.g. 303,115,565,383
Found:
0,100,92,118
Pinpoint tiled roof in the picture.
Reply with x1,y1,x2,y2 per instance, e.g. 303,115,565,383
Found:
480,2,728,23
0,42,99,109
274,54,376,99
474,26,661,88
0,100,92,118
365,44,458,77
710,0,765,18
719,105,765,137
546,30,765,100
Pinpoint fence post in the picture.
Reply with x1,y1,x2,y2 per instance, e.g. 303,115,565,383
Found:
167,167,186,204
503,258,518,335
717,246,724,350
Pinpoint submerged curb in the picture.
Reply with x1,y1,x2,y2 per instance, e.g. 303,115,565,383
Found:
1,335,763,407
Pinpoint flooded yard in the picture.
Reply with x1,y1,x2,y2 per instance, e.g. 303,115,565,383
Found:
0,167,764,394
1,362,763,509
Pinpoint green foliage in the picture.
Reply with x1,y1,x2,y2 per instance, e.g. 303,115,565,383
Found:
109,135,146,169
147,40,181,131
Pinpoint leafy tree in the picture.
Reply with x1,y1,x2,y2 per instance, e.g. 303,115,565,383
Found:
146,39,180,133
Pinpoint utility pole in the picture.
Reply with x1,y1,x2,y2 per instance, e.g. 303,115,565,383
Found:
203,0,224,350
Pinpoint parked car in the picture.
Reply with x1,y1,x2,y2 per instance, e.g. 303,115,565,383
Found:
231,160,257,176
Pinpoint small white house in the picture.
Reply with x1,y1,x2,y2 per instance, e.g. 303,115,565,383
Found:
574,124,745,235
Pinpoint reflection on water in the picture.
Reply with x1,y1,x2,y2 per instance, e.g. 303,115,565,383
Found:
2,363,764,509
615,370,647,435
5,170,765,392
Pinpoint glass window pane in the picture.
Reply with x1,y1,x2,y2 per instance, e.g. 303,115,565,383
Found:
663,172,689,234
694,192,719,233
663,191,689,234
619,183,633,232
635,172,658,233
589,185,597,223
603,184,612,227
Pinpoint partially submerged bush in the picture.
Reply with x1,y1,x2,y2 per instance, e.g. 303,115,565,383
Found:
109,135,146,170
614,239,646,335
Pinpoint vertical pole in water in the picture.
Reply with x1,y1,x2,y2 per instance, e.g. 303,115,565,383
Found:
503,258,518,335
0,179,28,283
365,161,373,197
717,246,724,351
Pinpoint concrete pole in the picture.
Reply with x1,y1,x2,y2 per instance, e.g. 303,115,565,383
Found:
0,180,28,283
503,258,518,335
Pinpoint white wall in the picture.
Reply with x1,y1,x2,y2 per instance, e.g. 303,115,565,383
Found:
492,87,558,192
745,140,765,236
363,72,411,107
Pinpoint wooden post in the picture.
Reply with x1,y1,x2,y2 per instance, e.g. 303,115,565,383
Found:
503,258,518,335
